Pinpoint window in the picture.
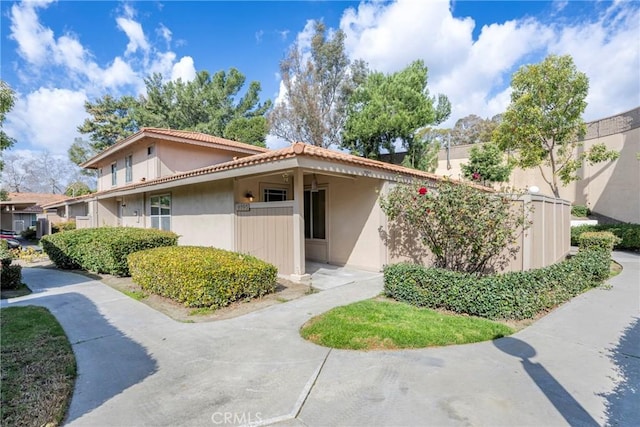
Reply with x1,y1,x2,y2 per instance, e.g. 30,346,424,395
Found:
150,195,171,231
125,155,133,183
263,188,287,202
147,145,155,156
304,189,326,240
111,162,117,186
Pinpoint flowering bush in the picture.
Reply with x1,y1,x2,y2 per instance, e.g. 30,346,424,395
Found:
379,179,529,274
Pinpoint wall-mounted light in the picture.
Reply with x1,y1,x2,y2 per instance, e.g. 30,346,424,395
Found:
245,191,254,202
311,174,318,192
282,173,289,183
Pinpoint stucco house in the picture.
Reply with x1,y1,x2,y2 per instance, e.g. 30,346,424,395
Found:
44,128,450,280
0,192,69,233
45,127,568,281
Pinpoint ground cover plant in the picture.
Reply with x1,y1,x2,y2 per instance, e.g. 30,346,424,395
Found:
1,306,76,427
384,232,616,320
127,246,277,308
300,299,513,350
41,227,178,276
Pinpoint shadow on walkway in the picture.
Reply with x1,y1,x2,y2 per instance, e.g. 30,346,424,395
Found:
4,291,157,423
494,337,599,426
601,317,640,426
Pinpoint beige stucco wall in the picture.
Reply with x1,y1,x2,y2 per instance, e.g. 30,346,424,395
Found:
319,175,386,271
435,111,640,223
170,180,235,249
157,142,235,177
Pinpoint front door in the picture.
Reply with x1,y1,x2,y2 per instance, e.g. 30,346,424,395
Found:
304,188,328,262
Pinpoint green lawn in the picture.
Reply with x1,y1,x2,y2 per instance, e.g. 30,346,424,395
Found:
1,306,76,427
300,299,514,350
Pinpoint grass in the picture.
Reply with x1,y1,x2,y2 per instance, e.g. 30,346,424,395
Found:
300,299,514,350
189,307,216,316
610,260,623,278
0,284,31,299
121,289,148,301
1,306,76,427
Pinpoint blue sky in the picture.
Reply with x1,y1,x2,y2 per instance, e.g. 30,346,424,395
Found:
1,0,638,156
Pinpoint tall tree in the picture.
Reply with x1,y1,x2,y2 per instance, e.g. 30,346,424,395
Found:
341,60,450,160
494,54,619,197
136,70,271,146
1,80,17,171
78,95,139,151
449,114,499,146
269,22,366,148
1,151,87,194
77,68,271,154
402,128,448,172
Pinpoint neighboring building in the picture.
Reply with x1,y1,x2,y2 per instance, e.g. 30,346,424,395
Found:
436,107,640,223
44,127,568,281
0,192,68,233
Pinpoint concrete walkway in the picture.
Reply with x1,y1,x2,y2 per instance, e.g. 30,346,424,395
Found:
1,252,638,426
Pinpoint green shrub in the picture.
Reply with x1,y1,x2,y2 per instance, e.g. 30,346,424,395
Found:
1,264,22,290
0,244,13,266
42,227,178,276
571,223,640,250
21,227,36,240
127,246,277,308
578,231,621,252
571,205,590,217
384,249,611,320
57,221,76,232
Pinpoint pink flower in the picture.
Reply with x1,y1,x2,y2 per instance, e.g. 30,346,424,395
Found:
472,172,481,181
418,187,428,195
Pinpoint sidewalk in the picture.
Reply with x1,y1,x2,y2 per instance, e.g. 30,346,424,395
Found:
1,252,638,426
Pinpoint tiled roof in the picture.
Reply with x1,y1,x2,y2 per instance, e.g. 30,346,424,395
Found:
2,192,69,206
81,127,269,168
140,128,270,153
2,192,70,213
46,142,485,207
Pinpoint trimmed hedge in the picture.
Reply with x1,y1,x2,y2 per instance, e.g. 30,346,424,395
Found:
1,264,22,290
41,227,178,276
571,205,590,218
384,246,611,320
571,223,640,250
127,246,277,308
578,231,621,252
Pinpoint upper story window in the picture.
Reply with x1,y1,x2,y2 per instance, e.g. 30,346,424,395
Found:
111,162,117,186
147,145,155,156
125,155,133,183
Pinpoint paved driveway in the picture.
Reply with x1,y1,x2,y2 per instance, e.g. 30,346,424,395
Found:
1,252,638,426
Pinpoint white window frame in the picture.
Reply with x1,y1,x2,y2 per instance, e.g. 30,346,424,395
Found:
150,195,171,231
111,162,117,186
304,188,327,240
125,155,133,183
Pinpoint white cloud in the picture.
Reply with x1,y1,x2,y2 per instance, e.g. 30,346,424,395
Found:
9,0,55,65
116,17,150,55
337,0,639,127
5,88,88,155
5,1,207,154
546,3,640,120
157,24,172,46
171,56,197,82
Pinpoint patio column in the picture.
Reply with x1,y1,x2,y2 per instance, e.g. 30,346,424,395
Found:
291,168,310,282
